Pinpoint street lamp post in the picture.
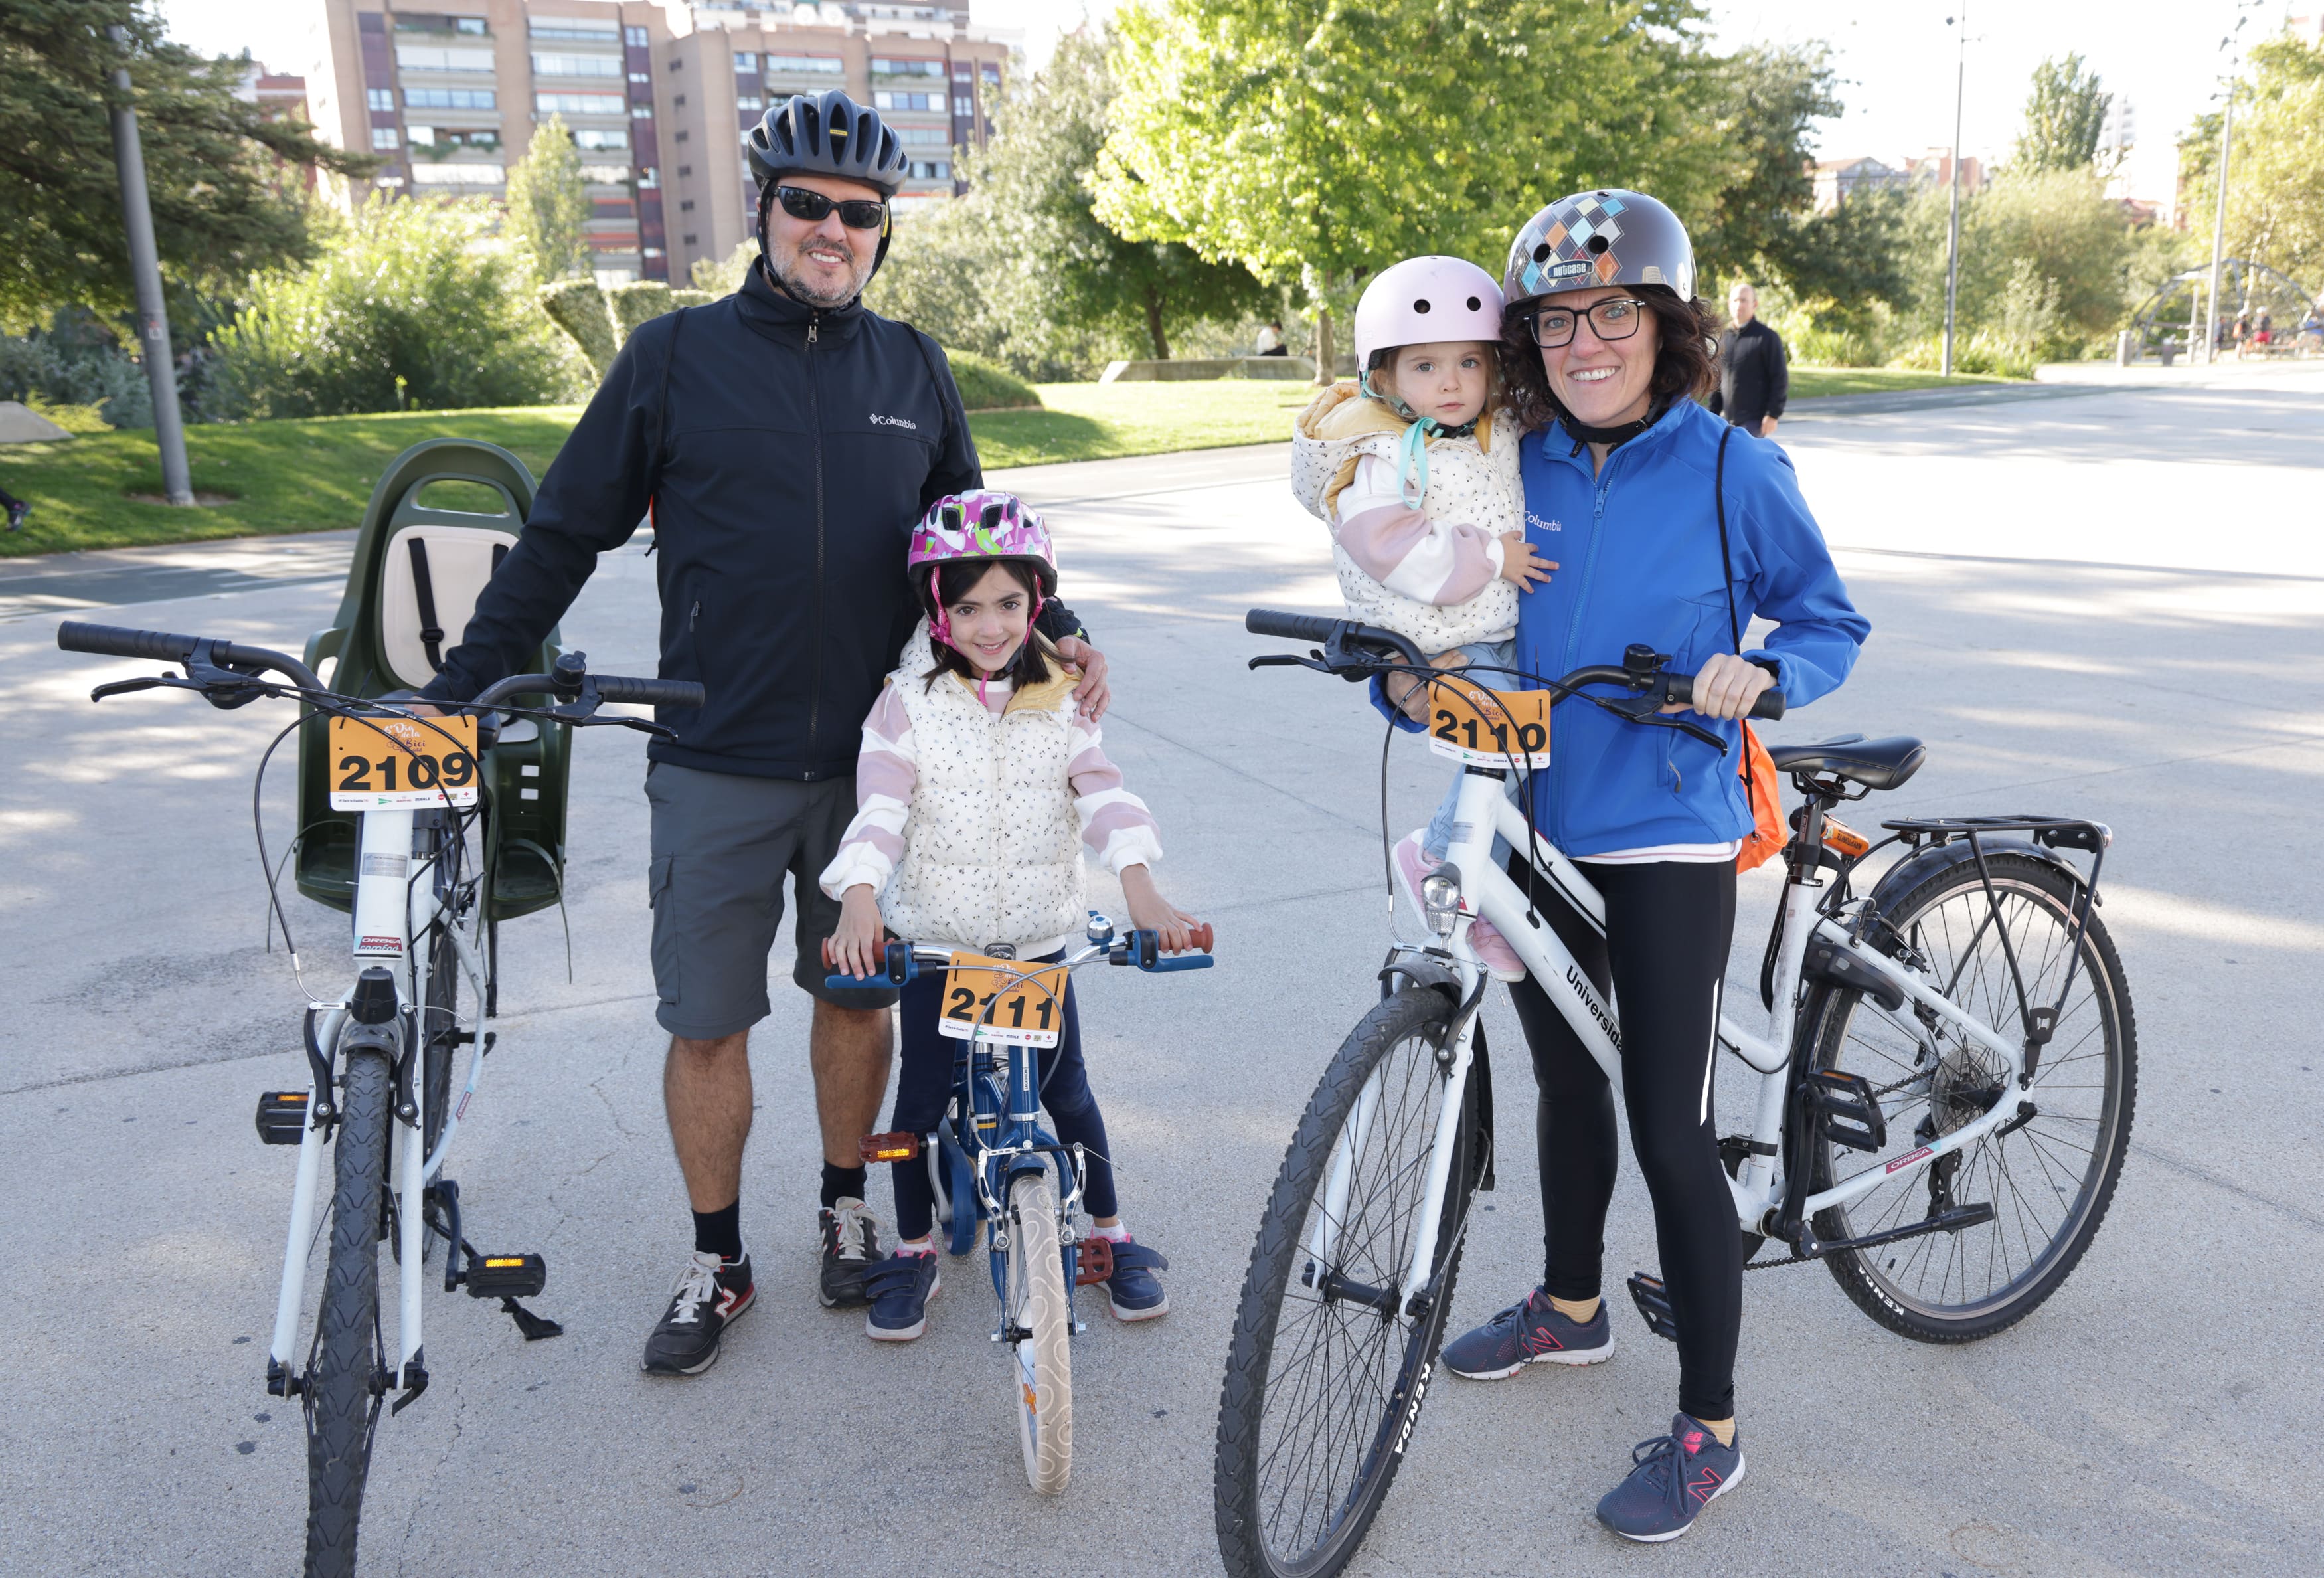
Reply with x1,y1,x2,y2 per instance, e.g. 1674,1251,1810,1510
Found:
1942,11,1968,379
103,24,193,507
2201,92,2234,367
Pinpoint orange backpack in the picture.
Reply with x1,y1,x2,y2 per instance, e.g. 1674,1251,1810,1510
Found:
1714,427,1787,874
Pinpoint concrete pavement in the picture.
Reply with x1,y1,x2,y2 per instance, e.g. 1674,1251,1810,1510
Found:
3,367,2321,1576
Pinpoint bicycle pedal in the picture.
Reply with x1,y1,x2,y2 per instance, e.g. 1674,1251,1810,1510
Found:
464,1252,547,1299
1072,1237,1114,1286
254,1090,311,1144
1625,1272,1679,1344
1803,1069,1888,1152
859,1130,920,1164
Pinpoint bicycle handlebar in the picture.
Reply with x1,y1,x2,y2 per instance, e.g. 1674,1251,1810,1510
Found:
820,922,1216,990
58,620,325,693
1242,608,1784,721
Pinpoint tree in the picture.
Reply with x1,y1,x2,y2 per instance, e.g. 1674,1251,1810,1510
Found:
2013,54,2112,174
503,114,592,280
0,1,369,329
2179,35,2324,288
208,196,584,417
1691,43,1841,290
973,28,1270,360
1093,0,1734,369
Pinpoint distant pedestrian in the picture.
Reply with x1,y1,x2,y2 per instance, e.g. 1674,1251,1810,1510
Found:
1,482,28,532
2301,303,2323,352
1707,282,1787,438
2232,310,2251,357
1255,319,1288,356
2252,306,2272,349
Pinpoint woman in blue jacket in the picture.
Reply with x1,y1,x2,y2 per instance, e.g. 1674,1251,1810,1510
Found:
1418,190,1870,1543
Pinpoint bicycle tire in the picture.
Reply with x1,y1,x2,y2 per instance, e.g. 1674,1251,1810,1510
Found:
1005,1170,1074,1494
304,1050,392,1578
1214,988,1477,1578
1803,852,2137,1342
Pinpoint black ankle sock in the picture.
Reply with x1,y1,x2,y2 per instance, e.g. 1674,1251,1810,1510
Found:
692,1200,742,1263
820,1162,868,1210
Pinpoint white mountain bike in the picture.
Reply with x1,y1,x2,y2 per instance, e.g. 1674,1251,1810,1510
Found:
1212,610,2137,1578
57,620,701,1578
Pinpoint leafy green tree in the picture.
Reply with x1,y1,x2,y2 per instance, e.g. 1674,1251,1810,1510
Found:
1092,0,1733,365
504,115,592,280
209,195,584,417
2179,35,2324,287
1691,43,1840,290
0,1,369,330
2012,54,2112,174
973,28,1270,359
1778,188,1911,335
1894,167,2129,356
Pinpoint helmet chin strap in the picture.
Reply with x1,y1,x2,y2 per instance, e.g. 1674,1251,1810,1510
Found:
1560,398,1667,456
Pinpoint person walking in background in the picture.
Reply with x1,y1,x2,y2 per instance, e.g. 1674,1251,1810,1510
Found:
1708,282,1787,439
1255,319,1289,356
1,482,28,532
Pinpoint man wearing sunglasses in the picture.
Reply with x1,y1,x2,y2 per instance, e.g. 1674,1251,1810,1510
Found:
416,89,1112,1377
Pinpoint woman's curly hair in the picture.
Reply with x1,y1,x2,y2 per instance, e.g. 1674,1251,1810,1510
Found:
1495,286,1724,434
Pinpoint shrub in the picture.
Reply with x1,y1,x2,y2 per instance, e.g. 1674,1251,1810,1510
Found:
947,350,1040,410
0,317,157,428
691,241,756,296
209,196,582,418
607,280,675,343
669,288,715,309
539,278,618,377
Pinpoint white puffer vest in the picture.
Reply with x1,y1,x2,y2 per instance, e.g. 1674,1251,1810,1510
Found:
879,623,1086,955
1290,383,1523,653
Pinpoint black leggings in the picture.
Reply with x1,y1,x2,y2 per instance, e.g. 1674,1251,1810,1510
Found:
1503,857,1741,1421
886,953,1118,1243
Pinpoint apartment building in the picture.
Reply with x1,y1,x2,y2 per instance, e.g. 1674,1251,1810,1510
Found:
303,0,1015,286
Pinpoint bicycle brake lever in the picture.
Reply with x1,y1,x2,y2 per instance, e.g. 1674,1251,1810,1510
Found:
88,675,175,703
597,715,681,741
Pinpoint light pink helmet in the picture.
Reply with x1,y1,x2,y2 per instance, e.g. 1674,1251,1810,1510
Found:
907,490,1057,648
1353,255,1505,373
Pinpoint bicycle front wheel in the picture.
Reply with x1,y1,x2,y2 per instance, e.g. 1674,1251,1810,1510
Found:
1004,1170,1074,1494
304,1049,392,1577
1805,851,2137,1342
1214,988,1476,1578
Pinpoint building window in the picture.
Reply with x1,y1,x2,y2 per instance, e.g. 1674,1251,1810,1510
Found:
367,88,394,111
629,70,650,84
410,163,506,185
954,96,973,116
396,43,495,72
571,128,630,151
630,103,653,118
533,54,623,78
683,233,698,246
679,199,695,211
872,91,940,112
734,52,758,72
578,162,631,183
638,165,659,186
527,19,620,41
404,86,495,110
765,54,844,76
981,62,1000,82
452,16,485,33
672,94,686,107
674,130,688,143
372,127,401,149
625,25,649,46
535,92,625,114
871,57,945,78
893,126,945,146
668,56,683,69
736,95,762,111
910,159,949,180
643,246,665,258
677,164,692,177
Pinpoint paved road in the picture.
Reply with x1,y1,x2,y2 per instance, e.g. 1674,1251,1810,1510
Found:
3,367,2321,1576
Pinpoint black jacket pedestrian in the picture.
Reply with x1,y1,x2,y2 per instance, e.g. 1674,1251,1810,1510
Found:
423,266,1082,781
1708,318,1789,432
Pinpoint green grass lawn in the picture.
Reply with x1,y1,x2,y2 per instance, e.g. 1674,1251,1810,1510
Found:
0,367,2020,557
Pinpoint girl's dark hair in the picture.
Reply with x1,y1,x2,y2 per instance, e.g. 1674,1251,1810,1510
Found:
918,556,1056,691
1494,286,1724,434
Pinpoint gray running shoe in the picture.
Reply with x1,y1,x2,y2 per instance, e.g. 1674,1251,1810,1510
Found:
1596,1414,1746,1542
1441,1286,1613,1379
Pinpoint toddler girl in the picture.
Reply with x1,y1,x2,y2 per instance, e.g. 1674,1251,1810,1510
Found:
1290,256,1554,978
822,491,1203,1340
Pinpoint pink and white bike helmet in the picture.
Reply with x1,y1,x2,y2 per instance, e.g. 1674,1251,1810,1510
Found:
1353,255,1506,373
907,490,1057,647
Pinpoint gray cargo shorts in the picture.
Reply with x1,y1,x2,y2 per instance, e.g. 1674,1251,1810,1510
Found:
644,760,898,1039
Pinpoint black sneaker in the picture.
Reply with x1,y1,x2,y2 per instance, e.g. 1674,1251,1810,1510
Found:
817,1197,882,1308
640,1249,753,1376
4,500,26,533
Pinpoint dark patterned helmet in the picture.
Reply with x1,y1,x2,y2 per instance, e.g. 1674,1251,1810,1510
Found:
1503,189,1696,313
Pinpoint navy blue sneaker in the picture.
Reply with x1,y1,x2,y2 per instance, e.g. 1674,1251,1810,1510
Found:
863,1250,940,1342
1100,1237,1169,1322
1441,1286,1614,1379
1596,1414,1746,1542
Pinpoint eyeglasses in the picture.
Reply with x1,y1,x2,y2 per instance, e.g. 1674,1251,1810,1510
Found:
773,185,889,231
1525,297,1648,349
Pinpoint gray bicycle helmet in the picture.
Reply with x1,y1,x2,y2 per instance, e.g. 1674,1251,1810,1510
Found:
745,90,908,199
1503,189,1696,312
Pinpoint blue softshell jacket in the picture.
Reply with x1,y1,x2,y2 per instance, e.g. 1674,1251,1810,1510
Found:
1381,398,1870,857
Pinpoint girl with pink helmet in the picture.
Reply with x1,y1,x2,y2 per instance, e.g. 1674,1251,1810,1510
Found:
819,489,1206,1341
1291,255,1557,980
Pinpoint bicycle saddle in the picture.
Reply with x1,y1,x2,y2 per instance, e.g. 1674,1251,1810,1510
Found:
1766,735,1927,792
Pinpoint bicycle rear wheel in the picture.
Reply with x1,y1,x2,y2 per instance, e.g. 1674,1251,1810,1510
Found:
1004,1170,1073,1494
1805,851,2137,1342
304,1049,392,1578
1214,988,1477,1578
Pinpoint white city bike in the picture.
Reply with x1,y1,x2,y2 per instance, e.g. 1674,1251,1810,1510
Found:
1213,610,2136,1578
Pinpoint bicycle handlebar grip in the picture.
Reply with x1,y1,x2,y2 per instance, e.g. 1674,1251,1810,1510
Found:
1659,673,1787,723
1244,608,1342,644
1191,922,1215,954
595,674,707,709
56,622,200,663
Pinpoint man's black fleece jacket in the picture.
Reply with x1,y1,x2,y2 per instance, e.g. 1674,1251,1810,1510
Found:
420,266,1086,781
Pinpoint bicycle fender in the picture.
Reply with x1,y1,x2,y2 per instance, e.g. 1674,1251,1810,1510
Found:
1377,951,1462,1006
1861,837,2091,953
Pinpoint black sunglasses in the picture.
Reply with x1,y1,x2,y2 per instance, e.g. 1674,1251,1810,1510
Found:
773,185,888,230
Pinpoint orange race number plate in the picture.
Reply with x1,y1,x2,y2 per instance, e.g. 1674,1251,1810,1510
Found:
327,713,481,811
1428,676,1552,768
940,953,1070,1048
